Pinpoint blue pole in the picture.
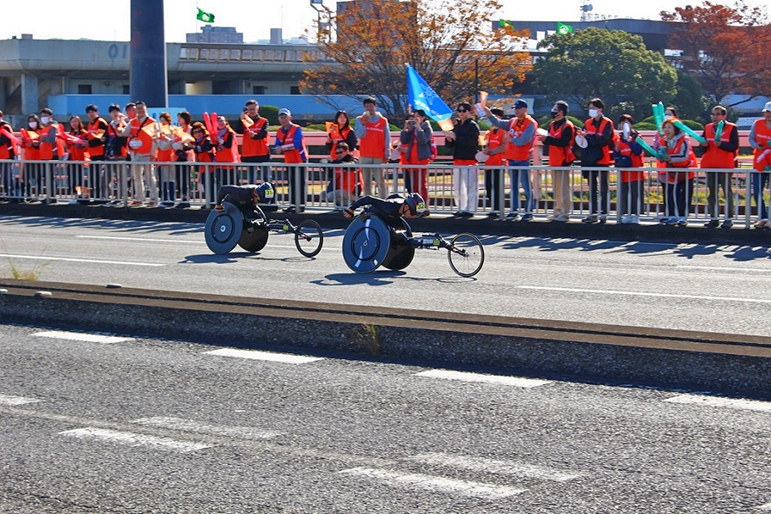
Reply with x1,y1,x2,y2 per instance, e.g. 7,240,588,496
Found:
130,0,168,108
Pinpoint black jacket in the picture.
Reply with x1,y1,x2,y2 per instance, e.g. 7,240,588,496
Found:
446,119,480,160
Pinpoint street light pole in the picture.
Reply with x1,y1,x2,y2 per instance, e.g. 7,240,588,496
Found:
474,58,479,104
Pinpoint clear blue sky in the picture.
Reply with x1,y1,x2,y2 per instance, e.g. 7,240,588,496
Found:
3,0,765,43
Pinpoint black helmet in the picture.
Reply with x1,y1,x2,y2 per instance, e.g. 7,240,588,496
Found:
404,192,427,215
256,182,276,204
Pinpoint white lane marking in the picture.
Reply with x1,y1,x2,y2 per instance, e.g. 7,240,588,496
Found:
665,394,771,413
758,501,771,511
678,265,771,273
132,416,281,439
59,427,211,453
415,369,551,388
0,394,42,406
33,331,132,344
0,253,164,267
77,235,204,244
339,467,526,499
406,453,583,482
205,348,323,364
518,285,771,305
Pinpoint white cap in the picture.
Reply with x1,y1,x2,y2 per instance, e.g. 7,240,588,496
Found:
763,101,771,113
278,108,291,116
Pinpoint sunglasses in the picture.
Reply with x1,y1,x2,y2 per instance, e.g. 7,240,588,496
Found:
335,150,345,154
457,109,469,113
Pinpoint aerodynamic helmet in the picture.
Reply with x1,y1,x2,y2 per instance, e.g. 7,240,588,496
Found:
256,182,276,204
404,192,427,215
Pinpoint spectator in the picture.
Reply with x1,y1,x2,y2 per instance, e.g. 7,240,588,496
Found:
749,101,771,229
660,117,697,227
445,102,480,218
103,104,128,203
273,108,308,213
173,111,194,208
700,105,739,229
154,112,177,207
191,121,216,209
480,108,507,219
539,100,575,222
239,99,271,183
326,110,358,160
577,98,615,224
613,114,645,224
85,104,108,201
22,114,42,201
0,111,20,202
322,141,361,209
119,101,158,207
355,97,390,198
399,109,432,204
64,115,90,201
214,115,240,188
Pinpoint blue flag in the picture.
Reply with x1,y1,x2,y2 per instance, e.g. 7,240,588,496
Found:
407,65,454,130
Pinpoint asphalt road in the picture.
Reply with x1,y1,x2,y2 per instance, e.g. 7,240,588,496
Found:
2,324,771,513
1,215,770,338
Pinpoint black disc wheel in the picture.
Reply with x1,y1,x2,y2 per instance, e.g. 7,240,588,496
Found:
447,233,484,277
238,226,269,252
382,244,415,270
294,219,324,258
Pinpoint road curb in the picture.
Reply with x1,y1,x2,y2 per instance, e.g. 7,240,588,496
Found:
3,280,770,398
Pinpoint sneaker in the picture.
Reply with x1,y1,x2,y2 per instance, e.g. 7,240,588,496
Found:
598,214,607,224
487,212,499,219
452,211,462,217
704,219,719,229
721,219,733,229
754,220,768,229
506,212,519,221
146,201,157,207
161,200,175,207
175,201,190,209
582,215,598,224
665,217,679,226
629,215,640,224
129,200,143,206
677,218,688,227
283,206,296,213
520,213,533,222
620,215,631,224
553,215,569,223
460,211,474,218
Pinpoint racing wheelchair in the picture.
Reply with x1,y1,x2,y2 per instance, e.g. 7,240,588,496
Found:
204,184,323,257
342,207,484,278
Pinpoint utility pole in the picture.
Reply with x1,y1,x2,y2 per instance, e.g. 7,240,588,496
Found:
130,0,168,108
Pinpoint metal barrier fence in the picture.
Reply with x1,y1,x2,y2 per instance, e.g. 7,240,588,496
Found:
1,158,769,228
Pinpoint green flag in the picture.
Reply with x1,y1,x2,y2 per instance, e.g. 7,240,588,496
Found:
196,8,215,23
557,22,573,35
499,19,513,29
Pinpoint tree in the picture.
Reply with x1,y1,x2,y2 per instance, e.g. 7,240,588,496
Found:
300,0,531,121
531,28,678,122
661,1,771,107
671,70,710,122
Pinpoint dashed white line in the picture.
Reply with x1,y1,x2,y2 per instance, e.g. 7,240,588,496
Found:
0,253,164,267
0,394,42,406
518,285,771,304
59,427,211,453
205,348,324,364
415,369,551,388
33,331,133,344
338,467,526,499
664,394,771,413
132,416,282,439
406,453,583,482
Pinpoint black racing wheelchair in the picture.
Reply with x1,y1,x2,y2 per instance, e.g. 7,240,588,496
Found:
204,202,323,257
342,210,484,278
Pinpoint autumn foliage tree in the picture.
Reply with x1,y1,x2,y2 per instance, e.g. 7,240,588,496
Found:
300,0,531,121
661,1,771,107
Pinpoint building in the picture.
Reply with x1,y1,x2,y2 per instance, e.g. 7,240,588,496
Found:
186,25,244,44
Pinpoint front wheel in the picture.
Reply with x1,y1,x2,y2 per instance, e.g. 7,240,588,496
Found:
294,219,324,257
447,233,484,277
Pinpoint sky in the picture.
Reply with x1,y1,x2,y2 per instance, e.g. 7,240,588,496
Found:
2,0,765,43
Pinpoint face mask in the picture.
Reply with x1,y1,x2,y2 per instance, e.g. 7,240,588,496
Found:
588,109,599,118
550,111,559,119
40,116,50,124
28,121,37,129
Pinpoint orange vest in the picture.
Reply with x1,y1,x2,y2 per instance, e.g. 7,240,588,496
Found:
546,119,575,167
484,128,506,166
39,124,62,160
241,116,270,157
504,115,537,161
359,116,387,159
700,122,737,169
66,130,90,161
21,129,40,160
215,130,241,164
128,116,155,155
276,124,306,164
584,116,614,165
665,135,697,182
616,140,645,182
86,118,107,157
752,119,771,172
329,125,353,159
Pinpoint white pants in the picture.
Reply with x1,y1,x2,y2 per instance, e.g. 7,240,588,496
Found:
453,166,478,213
130,153,157,203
